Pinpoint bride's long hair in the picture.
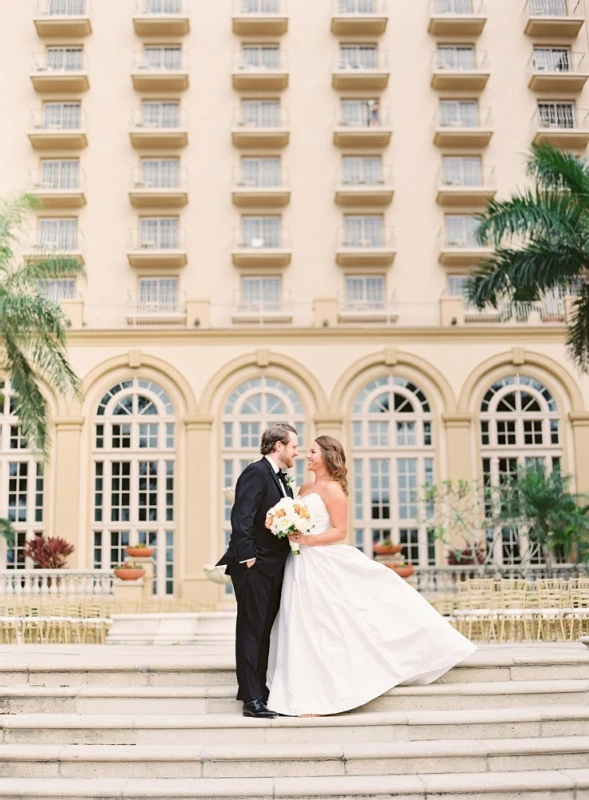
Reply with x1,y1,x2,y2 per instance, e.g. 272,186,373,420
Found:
315,435,348,496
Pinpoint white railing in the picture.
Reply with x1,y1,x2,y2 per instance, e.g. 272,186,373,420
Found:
334,49,389,71
234,0,287,14
0,569,114,596
129,228,185,250
529,50,587,74
526,0,583,18
533,107,589,130
234,227,290,249
436,106,492,129
233,106,289,129
339,292,398,320
36,0,90,17
433,49,488,71
458,290,569,324
29,168,84,192
28,229,84,254
135,0,186,15
234,48,287,71
414,563,589,594
432,0,485,14
133,51,188,73
32,52,88,74
336,104,391,129
339,226,395,249
340,164,393,186
131,108,187,130
233,165,289,188
131,166,187,189
438,165,495,188
30,108,86,132
333,0,387,14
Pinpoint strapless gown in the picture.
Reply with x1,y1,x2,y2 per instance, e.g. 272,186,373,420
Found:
267,492,477,716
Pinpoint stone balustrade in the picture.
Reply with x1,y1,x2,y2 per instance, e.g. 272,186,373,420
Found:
0,569,115,596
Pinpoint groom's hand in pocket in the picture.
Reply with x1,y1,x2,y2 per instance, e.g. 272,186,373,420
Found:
246,558,256,569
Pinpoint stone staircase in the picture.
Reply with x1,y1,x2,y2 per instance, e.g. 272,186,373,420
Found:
0,643,589,799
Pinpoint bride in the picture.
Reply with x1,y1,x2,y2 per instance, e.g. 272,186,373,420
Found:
267,435,477,717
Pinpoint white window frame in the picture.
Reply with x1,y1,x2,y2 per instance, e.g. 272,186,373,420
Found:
42,102,81,130
444,214,480,247
342,156,382,185
241,276,282,311
442,156,482,186
345,275,385,310
39,159,79,190
141,101,180,129
440,100,478,128
240,157,280,187
139,217,179,249
344,215,384,247
38,218,78,250
241,216,281,248
140,158,180,188
138,277,179,312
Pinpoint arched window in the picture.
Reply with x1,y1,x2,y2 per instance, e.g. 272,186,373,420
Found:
222,377,306,580
0,381,44,569
351,376,435,564
92,379,175,595
480,374,562,566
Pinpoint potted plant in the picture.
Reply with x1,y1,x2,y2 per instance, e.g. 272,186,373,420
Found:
373,538,403,556
23,536,75,569
114,562,145,581
447,546,485,566
125,544,155,558
383,560,414,579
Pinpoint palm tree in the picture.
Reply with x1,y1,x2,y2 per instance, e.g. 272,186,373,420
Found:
468,142,589,371
0,193,84,457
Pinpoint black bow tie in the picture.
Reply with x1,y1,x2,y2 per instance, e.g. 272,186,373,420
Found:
278,470,289,485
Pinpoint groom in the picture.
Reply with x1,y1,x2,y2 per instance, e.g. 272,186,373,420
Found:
217,423,298,718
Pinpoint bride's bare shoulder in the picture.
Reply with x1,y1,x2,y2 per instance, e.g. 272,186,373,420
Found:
321,480,347,502
298,481,314,497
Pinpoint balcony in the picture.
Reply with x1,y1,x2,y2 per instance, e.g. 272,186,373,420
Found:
125,294,187,327
336,227,396,266
428,0,487,35
533,108,589,148
129,110,188,149
231,229,292,267
446,292,570,326
438,229,493,266
332,50,389,90
126,228,187,267
433,108,493,147
232,299,293,325
231,108,290,148
232,0,288,34
132,0,190,35
129,168,188,208
34,0,92,37
232,168,290,207
30,53,89,93
528,52,589,91
131,53,189,91
331,0,388,34
29,169,86,208
431,50,490,90
338,293,398,324
436,167,496,206
335,166,394,206
23,231,85,265
333,107,392,147
525,0,584,37
232,50,289,90
28,110,88,150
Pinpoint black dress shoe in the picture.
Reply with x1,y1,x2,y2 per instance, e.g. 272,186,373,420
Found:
243,699,278,718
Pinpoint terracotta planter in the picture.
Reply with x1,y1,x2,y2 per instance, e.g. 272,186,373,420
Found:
125,546,155,558
114,568,145,581
384,563,414,579
373,543,403,556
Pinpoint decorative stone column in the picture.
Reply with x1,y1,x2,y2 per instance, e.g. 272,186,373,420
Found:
313,298,338,328
569,412,589,495
442,412,475,551
52,416,85,568
181,415,216,604
313,414,344,439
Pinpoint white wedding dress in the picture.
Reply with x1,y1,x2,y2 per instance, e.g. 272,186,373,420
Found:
267,493,477,717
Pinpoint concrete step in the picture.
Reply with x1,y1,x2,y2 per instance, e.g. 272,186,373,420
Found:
1,736,589,779
1,679,588,715
0,769,589,799
3,652,589,688
3,706,589,745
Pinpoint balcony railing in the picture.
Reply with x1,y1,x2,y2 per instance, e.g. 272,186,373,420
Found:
126,292,187,326
129,228,185,251
456,289,570,324
526,0,582,17
35,0,89,17
438,165,495,188
338,292,398,322
0,569,114,597
433,49,488,71
132,51,188,73
340,164,394,187
339,227,394,247
530,50,586,73
30,108,87,132
131,108,187,130
233,106,289,129
131,167,186,190
28,229,84,256
436,106,492,129
32,51,88,74
135,0,186,15
332,0,387,15
29,168,84,192
334,48,388,71
533,107,589,131
335,105,391,129
233,166,289,188
235,0,286,13
234,227,290,249
234,48,288,72
432,0,485,14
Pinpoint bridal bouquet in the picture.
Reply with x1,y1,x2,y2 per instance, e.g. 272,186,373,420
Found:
265,497,314,556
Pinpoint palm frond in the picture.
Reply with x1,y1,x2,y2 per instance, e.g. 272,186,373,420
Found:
5,256,85,291
1,294,70,345
566,285,589,372
526,142,589,205
2,333,49,456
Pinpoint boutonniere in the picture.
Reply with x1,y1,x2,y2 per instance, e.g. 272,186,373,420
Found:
285,475,296,490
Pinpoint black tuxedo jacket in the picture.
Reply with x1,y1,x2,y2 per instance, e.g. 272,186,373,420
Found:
217,457,291,577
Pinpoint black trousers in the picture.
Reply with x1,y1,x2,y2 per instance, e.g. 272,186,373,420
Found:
231,562,284,702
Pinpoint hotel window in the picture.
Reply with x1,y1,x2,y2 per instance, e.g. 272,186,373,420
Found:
529,0,568,15
241,216,281,247
439,99,478,127
49,0,86,12
436,45,475,70
351,376,435,563
241,157,280,187
341,99,379,127
39,218,78,250
242,0,279,11
538,101,575,128
444,214,480,246
93,379,176,595
344,215,383,246
139,217,179,248
241,99,280,127
37,279,76,304
338,0,377,11
434,0,473,11
442,156,482,186
345,275,385,310
141,100,180,128
143,0,181,12
480,375,562,566
42,102,81,129
142,45,182,70
140,158,180,188
39,159,79,189
241,276,282,311
139,278,179,311
45,46,84,71
0,381,45,569
533,47,571,72
241,45,280,69
339,44,378,69
343,156,382,185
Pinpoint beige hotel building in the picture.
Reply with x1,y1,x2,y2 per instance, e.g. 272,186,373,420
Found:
1,0,589,605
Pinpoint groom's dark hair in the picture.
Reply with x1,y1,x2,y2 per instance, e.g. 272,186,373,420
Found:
260,423,297,455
